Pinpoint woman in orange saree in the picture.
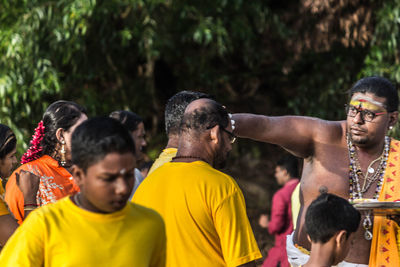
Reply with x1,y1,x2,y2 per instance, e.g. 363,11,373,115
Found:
5,100,87,224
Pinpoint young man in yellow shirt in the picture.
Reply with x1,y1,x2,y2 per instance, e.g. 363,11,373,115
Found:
134,98,261,267
0,117,166,267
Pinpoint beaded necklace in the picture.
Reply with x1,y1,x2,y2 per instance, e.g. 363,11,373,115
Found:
347,134,390,240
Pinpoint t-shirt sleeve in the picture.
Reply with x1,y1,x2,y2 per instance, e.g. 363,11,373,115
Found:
150,215,167,267
0,209,45,266
214,189,262,267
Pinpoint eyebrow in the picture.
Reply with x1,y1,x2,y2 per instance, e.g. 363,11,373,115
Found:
351,95,385,108
101,168,135,176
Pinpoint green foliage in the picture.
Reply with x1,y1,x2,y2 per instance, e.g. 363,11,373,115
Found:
360,0,400,138
0,0,399,156
361,0,400,81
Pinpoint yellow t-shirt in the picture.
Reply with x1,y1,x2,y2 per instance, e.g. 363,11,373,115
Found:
133,161,262,267
0,180,9,216
0,197,166,267
291,183,301,230
147,148,177,176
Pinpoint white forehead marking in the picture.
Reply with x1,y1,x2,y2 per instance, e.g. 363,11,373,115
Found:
351,95,385,108
119,168,127,175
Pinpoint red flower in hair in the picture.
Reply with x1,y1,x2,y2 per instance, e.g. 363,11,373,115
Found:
21,121,45,164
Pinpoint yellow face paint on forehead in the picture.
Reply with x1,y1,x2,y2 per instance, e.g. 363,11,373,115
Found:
350,95,386,111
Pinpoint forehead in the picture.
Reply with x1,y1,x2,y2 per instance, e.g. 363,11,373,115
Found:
350,92,387,109
87,152,135,174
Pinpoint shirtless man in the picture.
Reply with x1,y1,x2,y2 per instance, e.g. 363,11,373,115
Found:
232,77,399,266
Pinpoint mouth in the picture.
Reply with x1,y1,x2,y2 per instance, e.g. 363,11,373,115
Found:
350,127,366,135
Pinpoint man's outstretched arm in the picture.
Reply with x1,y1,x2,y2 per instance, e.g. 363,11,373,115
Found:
232,114,341,159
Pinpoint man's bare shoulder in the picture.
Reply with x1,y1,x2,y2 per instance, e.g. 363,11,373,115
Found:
312,119,346,143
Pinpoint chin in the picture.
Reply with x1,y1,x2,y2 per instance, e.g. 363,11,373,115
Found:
350,135,369,146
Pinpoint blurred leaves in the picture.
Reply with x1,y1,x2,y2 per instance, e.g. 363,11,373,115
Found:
0,0,400,155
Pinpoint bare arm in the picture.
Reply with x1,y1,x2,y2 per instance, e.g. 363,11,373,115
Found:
232,113,343,158
16,171,40,218
0,215,18,246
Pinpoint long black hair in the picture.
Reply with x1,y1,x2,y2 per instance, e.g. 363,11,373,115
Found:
21,100,87,164
0,124,16,159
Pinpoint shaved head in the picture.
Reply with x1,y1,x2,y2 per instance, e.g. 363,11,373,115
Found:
180,99,229,136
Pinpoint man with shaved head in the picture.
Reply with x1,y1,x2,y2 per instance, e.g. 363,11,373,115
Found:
147,90,211,175
133,98,261,267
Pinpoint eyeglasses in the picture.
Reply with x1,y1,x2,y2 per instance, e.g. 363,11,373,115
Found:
207,124,236,144
345,104,387,122
219,125,236,144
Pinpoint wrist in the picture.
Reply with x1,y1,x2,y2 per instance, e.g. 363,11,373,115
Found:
23,195,37,204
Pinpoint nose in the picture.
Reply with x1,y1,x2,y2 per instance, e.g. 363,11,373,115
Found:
352,111,364,124
115,177,131,196
141,138,147,147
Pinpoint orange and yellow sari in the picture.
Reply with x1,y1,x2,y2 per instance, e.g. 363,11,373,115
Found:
369,138,400,267
5,155,79,224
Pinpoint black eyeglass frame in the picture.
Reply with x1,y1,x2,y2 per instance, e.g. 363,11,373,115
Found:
344,104,387,123
206,124,236,144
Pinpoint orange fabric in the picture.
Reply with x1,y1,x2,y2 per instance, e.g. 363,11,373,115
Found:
369,138,400,267
5,155,79,224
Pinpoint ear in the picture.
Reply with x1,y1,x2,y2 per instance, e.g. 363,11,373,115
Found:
335,230,347,248
306,234,312,243
388,111,398,128
55,128,65,143
209,125,220,145
71,165,85,189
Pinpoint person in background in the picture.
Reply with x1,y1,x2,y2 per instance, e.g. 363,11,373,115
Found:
0,117,166,266
259,155,300,267
0,124,39,246
5,100,87,224
139,161,153,179
302,193,361,267
109,110,147,194
147,90,210,175
134,98,261,267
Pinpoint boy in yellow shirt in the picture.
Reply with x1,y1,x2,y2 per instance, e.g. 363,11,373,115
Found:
0,117,166,267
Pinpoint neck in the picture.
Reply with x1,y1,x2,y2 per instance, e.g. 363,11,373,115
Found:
165,134,179,149
173,139,213,166
354,137,387,158
73,193,108,214
283,177,296,185
303,242,335,267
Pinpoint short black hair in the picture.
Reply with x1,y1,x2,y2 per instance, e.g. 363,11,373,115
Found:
71,117,135,172
277,155,299,178
306,193,361,243
165,91,211,136
0,124,16,159
180,99,229,135
109,110,143,132
349,76,399,112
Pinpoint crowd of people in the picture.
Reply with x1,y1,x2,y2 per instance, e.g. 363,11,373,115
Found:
0,76,397,266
